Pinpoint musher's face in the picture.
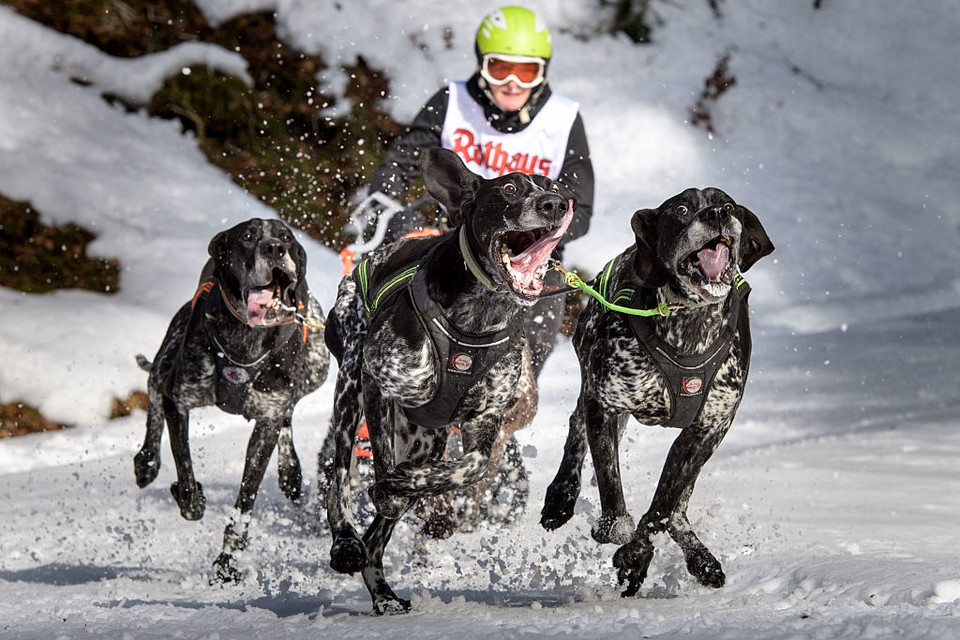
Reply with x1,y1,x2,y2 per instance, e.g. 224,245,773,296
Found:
489,81,532,112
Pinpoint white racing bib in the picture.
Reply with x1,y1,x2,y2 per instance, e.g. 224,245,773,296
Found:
440,81,579,180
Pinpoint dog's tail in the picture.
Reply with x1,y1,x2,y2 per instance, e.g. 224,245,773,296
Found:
135,354,152,372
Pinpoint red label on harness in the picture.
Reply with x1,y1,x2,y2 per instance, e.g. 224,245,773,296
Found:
681,376,703,396
449,352,474,373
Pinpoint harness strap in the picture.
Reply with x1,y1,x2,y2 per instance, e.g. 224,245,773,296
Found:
575,254,752,429
190,279,320,415
357,244,520,428
628,277,750,429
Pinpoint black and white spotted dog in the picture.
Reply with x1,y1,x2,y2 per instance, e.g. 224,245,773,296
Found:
540,188,773,596
134,218,329,583
324,146,573,614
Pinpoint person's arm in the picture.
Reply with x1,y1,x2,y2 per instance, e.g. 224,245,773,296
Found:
369,88,449,201
556,113,594,245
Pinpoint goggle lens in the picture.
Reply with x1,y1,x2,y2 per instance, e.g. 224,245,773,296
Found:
481,56,545,88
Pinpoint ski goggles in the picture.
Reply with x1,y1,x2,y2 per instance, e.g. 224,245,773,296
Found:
480,54,546,89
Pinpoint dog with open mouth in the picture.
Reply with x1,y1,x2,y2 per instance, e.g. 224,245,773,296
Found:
540,187,773,597
323,146,573,614
134,217,329,583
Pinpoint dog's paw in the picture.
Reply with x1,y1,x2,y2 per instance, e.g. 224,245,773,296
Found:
373,595,412,616
591,513,635,545
684,546,725,588
278,462,303,502
170,481,206,520
540,478,580,530
330,536,366,574
613,539,655,598
133,449,160,488
210,552,244,585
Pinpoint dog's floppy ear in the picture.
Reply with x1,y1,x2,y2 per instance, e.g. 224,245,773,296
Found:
629,208,669,288
735,204,775,272
421,147,480,228
208,230,228,259
290,233,310,302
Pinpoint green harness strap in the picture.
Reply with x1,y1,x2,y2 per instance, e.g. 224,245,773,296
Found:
553,258,748,317
356,257,419,317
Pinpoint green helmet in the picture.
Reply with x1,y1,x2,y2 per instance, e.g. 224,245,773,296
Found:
475,6,552,60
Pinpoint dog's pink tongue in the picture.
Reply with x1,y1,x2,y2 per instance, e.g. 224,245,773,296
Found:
510,200,575,290
698,243,730,281
246,288,275,326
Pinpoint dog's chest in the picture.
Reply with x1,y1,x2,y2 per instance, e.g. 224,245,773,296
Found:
364,305,523,420
364,317,438,407
578,309,671,420
577,303,745,426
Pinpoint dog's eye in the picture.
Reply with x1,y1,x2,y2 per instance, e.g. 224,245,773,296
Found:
502,183,518,196
242,232,254,242
675,205,688,216
723,203,735,213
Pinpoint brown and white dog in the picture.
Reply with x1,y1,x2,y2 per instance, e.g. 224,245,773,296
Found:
541,188,773,596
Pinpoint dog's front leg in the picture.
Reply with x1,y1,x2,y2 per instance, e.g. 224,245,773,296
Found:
373,414,497,501
211,416,284,583
134,383,166,488
162,396,206,521
276,418,302,501
361,514,411,615
363,385,419,520
615,419,730,595
326,333,370,575
586,399,635,545
541,396,588,530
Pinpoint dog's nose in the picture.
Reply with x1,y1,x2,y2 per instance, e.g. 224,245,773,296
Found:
261,239,287,259
703,205,731,226
537,193,566,222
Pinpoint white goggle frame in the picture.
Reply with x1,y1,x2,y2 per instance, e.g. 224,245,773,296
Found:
480,54,546,89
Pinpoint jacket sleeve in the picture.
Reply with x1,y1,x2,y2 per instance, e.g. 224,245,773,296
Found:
556,112,594,245
368,88,449,201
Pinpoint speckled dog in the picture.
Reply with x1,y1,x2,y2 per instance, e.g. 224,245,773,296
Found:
134,218,329,583
540,188,773,596
324,147,573,614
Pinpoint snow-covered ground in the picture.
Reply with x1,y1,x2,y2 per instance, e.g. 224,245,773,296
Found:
1,1,959,637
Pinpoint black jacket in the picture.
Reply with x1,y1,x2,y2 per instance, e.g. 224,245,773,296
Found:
370,73,595,245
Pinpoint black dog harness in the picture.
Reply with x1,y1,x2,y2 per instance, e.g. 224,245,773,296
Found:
192,279,300,415
356,245,521,428
596,259,752,429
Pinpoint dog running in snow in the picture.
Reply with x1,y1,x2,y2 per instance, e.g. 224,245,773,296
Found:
323,146,574,614
540,188,773,596
134,217,329,583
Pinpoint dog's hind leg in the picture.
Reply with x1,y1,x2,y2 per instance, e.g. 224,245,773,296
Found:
163,396,206,521
276,418,302,502
212,416,284,583
361,514,411,615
